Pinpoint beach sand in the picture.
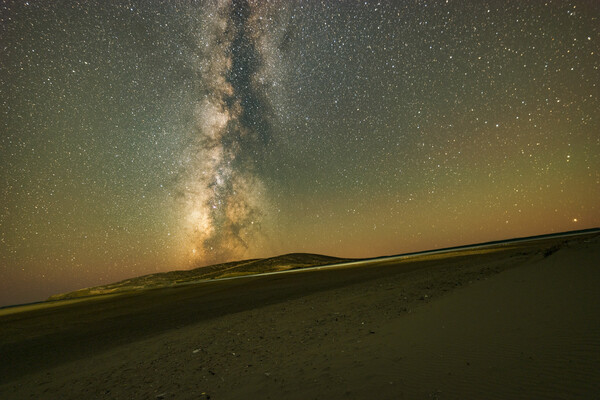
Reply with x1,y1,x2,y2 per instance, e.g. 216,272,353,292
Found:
1,232,598,399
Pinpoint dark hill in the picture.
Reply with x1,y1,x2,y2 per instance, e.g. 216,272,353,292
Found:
47,253,355,301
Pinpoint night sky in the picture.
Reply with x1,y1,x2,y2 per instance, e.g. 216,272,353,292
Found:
1,0,598,306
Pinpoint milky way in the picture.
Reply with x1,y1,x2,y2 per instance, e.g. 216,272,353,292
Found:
179,0,285,265
1,0,598,306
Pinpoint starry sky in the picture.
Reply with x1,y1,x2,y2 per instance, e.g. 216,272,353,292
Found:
1,0,598,306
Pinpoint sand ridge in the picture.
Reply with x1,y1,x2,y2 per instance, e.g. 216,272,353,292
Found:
1,232,598,399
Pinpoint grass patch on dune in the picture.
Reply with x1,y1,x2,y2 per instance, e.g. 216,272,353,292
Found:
217,271,259,279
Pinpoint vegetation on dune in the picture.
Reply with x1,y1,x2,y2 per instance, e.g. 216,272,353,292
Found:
47,253,354,301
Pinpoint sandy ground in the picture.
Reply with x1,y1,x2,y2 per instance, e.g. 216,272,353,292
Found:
1,232,598,399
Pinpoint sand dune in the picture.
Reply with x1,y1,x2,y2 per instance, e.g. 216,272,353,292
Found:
1,231,598,399
46,253,354,301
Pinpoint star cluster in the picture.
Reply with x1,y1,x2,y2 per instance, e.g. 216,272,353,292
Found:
0,0,598,306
